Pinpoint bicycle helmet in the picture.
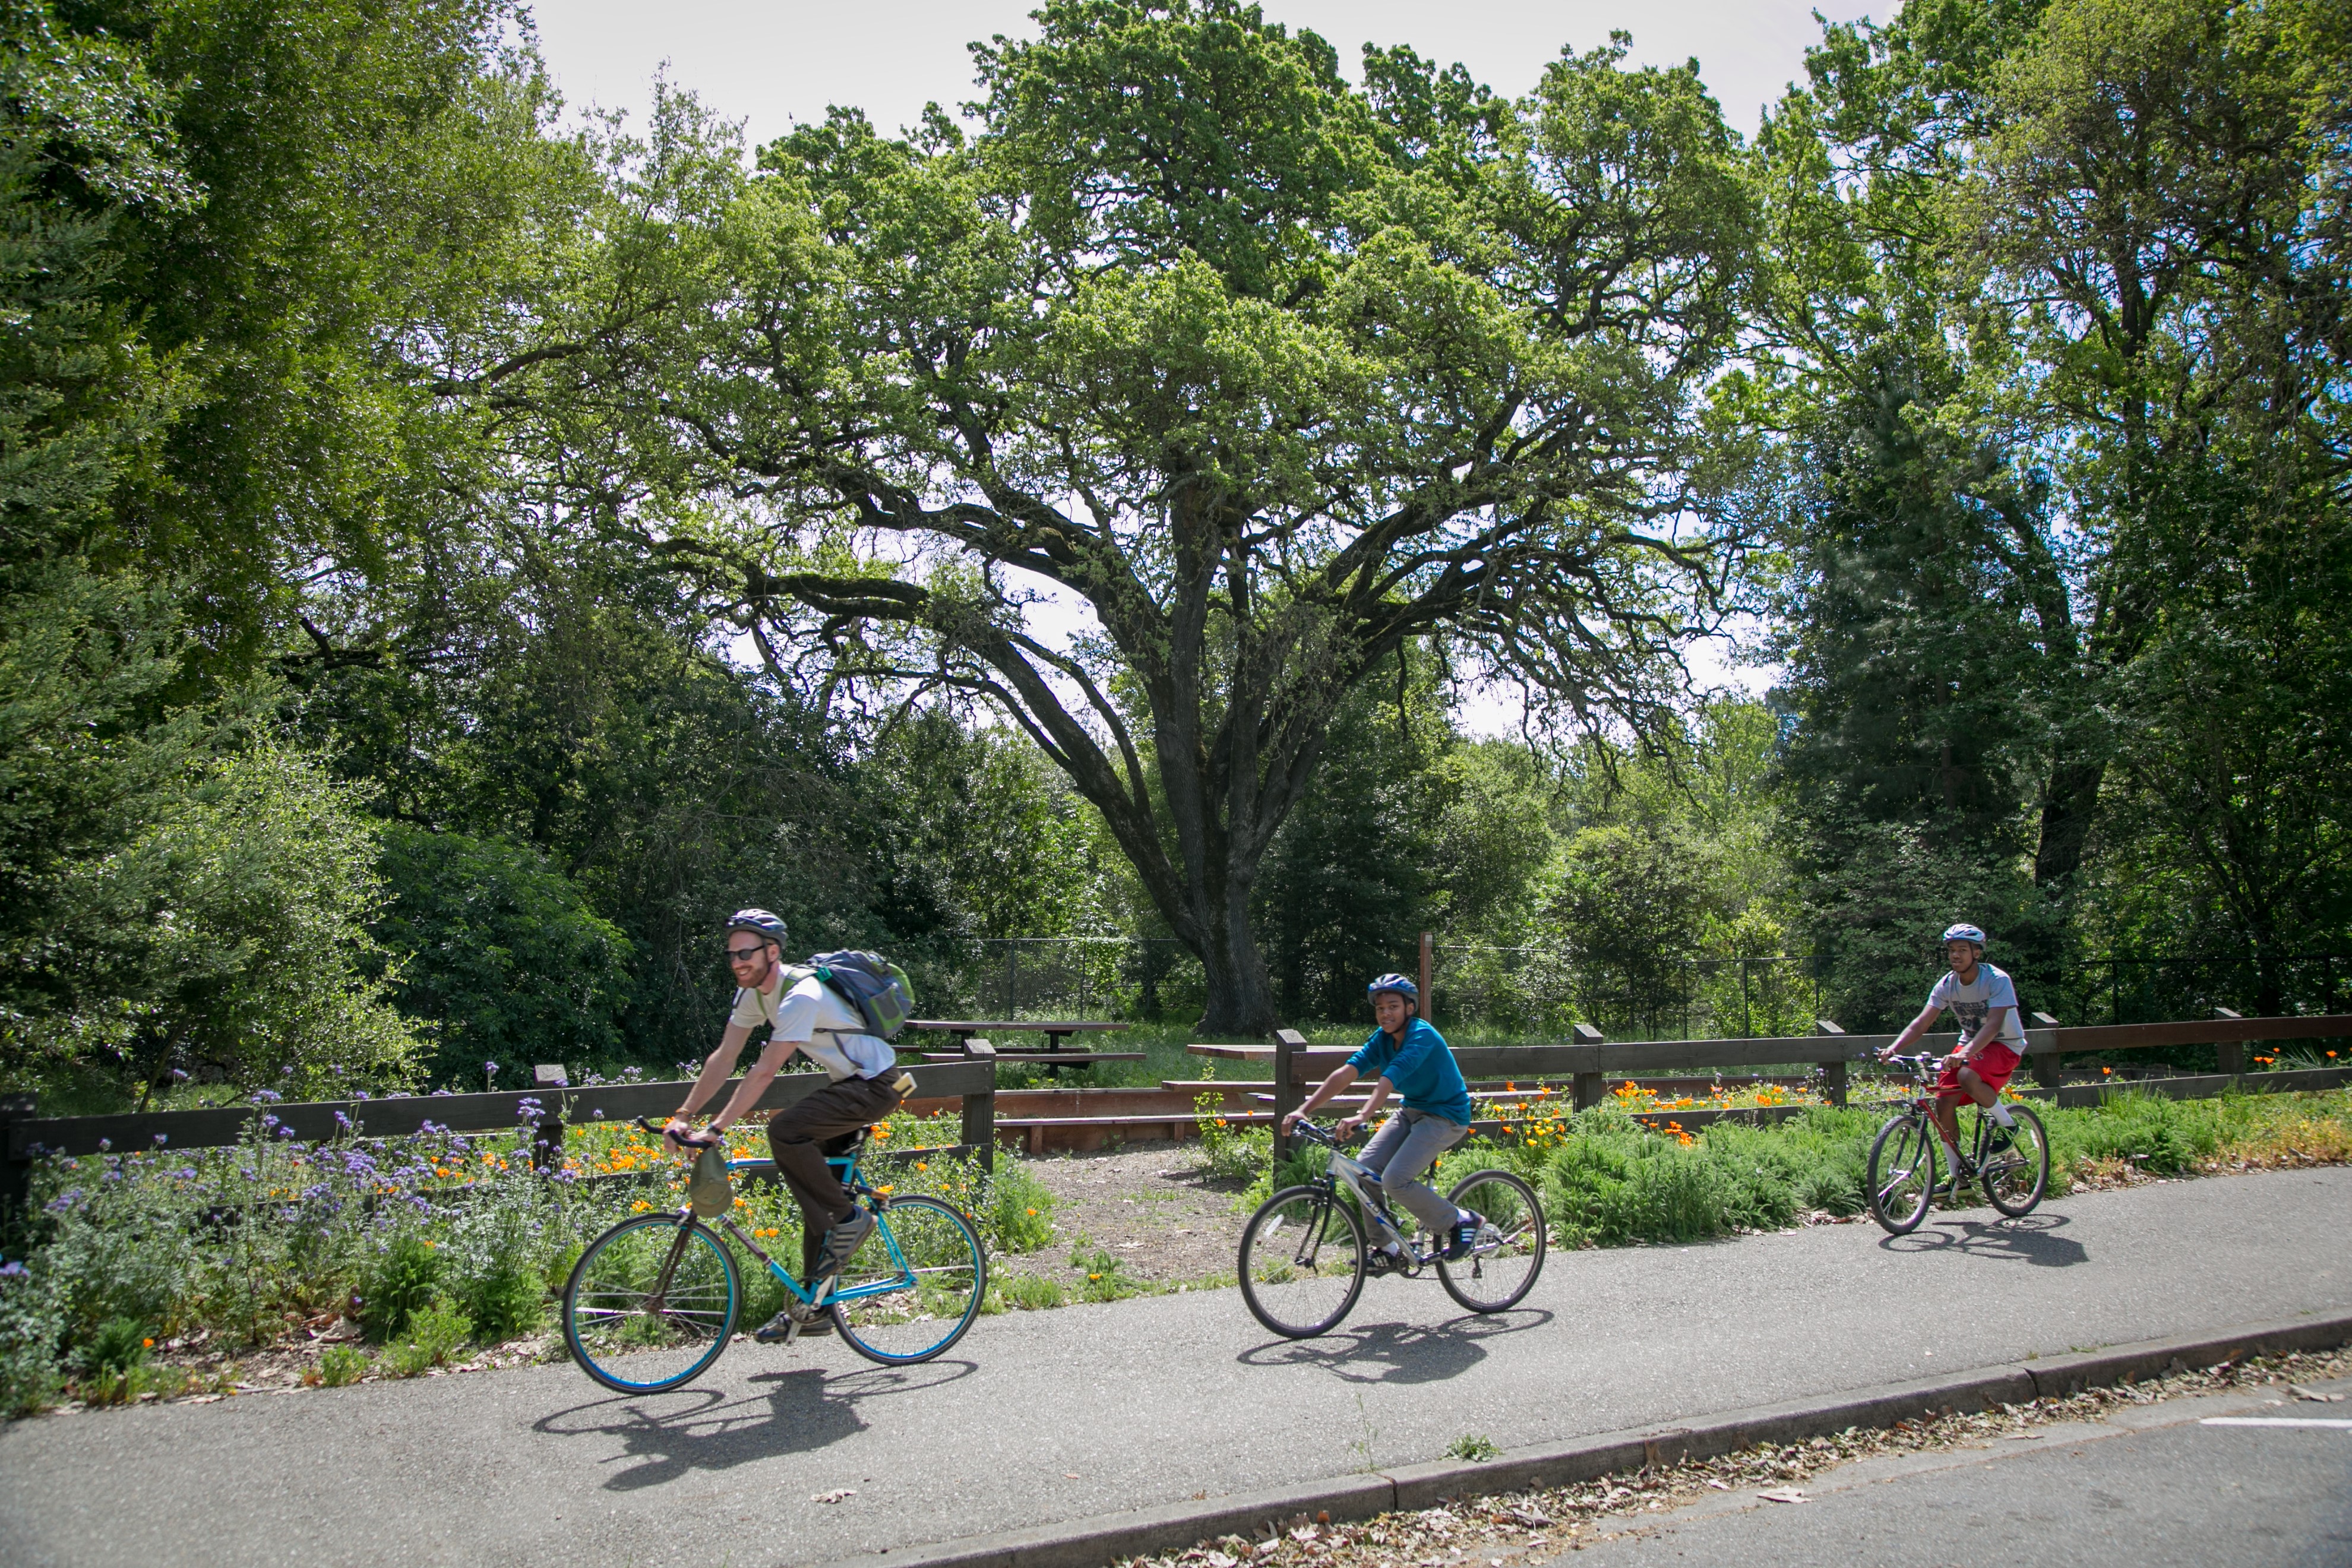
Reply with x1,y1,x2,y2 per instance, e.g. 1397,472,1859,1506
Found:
1365,972,1420,1004
725,908,789,950
1940,923,1987,948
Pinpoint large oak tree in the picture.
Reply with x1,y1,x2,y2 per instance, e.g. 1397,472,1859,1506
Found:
568,2,1755,1030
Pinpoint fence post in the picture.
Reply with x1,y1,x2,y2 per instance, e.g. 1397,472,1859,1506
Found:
1571,1023,1604,1109
0,1093,33,1244
2212,1007,2244,1077
2028,1013,2063,1089
1814,1019,1848,1108
1272,1028,1307,1165
960,1041,997,1171
1418,933,1433,1020
530,1064,568,1172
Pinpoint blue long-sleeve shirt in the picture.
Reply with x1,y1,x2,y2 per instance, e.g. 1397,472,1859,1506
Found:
1347,1017,1475,1126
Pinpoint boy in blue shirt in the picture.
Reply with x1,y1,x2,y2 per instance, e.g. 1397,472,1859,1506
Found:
1282,973,1483,1260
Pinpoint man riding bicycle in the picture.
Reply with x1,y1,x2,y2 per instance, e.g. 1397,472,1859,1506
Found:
664,909,905,1342
1879,923,2025,1193
1282,973,1484,1262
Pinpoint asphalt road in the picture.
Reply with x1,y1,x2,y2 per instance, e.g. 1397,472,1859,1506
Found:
1572,1373,2352,1566
1,1168,2347,1568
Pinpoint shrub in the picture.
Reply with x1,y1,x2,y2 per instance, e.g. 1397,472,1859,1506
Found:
1068,1239,1139,1302
76,1317,152,1377
381,1295,472,1377
986,1161,1056,1253
0,1269,64,1417
356,1229,444,1342
1194,1095,1271,1184
317,1344,368,1386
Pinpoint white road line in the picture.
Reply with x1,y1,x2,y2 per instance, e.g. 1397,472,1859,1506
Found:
2199,1418,2352,1429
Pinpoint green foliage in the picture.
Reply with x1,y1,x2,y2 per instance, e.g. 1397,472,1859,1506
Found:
380,1295,472,1377
984,1161,1057,1254
373,826,633,1086
997,1272,1068,1311
1067,1238,1140,1303
355,1230,442,1344
75,1316,150,1377
317,1343,368,1386
1193,1093,1272,1184
1444,1434,1502,1462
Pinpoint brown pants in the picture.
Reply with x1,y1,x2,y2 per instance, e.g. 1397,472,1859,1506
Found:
766,1073,902,1281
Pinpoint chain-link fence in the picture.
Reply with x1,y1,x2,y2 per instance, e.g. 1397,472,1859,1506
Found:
2044,953,2352,1026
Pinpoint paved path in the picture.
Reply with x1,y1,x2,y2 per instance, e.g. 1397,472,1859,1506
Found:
2,1169,2346,1568
1571,1370,2352,1566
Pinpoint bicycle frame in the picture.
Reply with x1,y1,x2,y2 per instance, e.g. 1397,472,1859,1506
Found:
648,1146,922,1314
1300,1130,1425,1260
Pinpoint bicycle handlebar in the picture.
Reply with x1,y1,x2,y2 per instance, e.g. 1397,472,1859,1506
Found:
635,1114,720,1149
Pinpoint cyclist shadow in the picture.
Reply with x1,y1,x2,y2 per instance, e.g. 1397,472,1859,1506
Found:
533,1358,976,1491
1879,1213,2088,1267
1237,1310,1553,1386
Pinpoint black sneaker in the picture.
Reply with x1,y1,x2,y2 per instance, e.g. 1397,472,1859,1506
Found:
1984,1125,2015,1157
752,1306,833,1343
1442,1212,1485,1263
817,1207,876,1272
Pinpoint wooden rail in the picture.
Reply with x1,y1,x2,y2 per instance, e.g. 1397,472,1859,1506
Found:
0,1058,997,1221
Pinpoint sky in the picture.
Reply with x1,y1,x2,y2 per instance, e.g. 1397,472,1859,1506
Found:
524,0,1834,725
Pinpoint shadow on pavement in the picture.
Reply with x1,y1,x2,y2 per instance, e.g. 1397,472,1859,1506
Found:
1236,1309,1552,1385
532,1357,977,1489
1880,1212,2089,1267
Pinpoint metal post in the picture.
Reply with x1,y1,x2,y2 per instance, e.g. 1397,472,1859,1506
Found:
1006,941,1018,1020
1742,959,1753,1039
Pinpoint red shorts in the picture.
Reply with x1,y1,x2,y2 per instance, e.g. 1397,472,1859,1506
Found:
1937,1043,2020,1101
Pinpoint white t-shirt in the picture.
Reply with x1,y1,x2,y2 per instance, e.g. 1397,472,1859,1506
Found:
1927,963,2026,1049
729,971,896,1082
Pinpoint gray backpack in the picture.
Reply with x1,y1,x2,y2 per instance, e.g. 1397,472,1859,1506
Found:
809,950,917,1039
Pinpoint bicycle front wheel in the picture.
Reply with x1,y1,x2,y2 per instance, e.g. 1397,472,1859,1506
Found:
563,1212,739,1394
1239,1186,1365,1339
1867,1115,1937,1235
1439,1169,1546,1313
1979,1104,2050,1217
830,1195,987,1365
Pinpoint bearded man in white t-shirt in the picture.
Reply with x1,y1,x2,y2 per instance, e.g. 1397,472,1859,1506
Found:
663,909,906,1341
1879,922,2027,1192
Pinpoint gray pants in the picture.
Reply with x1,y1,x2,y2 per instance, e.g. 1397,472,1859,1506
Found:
1359,1108,1469,1236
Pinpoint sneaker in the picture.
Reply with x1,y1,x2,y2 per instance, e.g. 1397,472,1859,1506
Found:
1442,1212,1485,1263
1984,1125,2015,1157
752,1305,833,1343
815,1206,875,1273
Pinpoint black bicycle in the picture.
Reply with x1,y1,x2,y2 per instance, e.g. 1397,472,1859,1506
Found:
1866,1054,2051,1234
1237,1120,1545,1339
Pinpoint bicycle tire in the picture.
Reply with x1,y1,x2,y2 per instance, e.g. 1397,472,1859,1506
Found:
1978,1104,2050,1217
1867,1114,1937,1235
1437,1169,1545,1313
830,1194,988,1366
1239,1185,1365,1339
563,1212,740,1394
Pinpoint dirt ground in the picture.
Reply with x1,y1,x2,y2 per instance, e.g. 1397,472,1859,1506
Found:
997,1144,1254,1289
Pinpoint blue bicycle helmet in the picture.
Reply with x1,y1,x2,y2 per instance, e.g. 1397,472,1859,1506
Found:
1940,923,1987,947
1366,972,1420,1004
725,908,789,950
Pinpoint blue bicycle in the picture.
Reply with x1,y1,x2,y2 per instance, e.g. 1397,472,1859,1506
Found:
561,1117,987,1392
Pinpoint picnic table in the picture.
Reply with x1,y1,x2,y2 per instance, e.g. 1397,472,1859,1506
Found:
904,1019,1140,1075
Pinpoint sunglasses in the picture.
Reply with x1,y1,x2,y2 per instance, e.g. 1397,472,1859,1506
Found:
725,945,769,963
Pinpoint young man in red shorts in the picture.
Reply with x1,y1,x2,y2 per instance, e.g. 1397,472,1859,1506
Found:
1879,923,2024,1191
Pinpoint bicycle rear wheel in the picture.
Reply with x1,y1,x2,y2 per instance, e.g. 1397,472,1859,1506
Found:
563,1212,739,1393
830,1194,987,1365
1867,1115,1937,1235
1239,1186,1365,1339
1978,1104,2050,1217
1438,1169,1545,1313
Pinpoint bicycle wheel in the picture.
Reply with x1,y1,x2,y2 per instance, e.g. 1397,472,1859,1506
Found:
1978,1104,2050,1217
1867,1114,1938,1235
830,1195,988,1365
563,1212,739,1394
1239,1186,1365,1339
1438,1169,1545,1313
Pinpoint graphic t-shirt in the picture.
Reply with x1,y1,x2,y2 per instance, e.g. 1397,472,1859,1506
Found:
1927,963,2026,1050
1347,1017,1476,1126
729,971,896,1082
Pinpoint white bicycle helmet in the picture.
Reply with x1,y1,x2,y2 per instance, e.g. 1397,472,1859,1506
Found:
1940,923,1987,947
